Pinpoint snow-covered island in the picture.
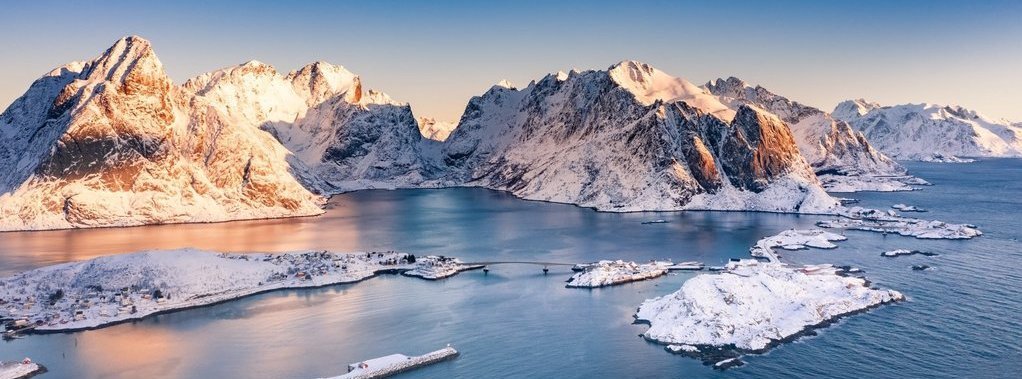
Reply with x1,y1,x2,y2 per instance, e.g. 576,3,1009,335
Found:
0,359,42,379
822,207,981,239
819,175,930,193
749,229,847,262
634,259,904,368
881,249,938,258
566,260,671,288
0,249,477,334
401,256,484,280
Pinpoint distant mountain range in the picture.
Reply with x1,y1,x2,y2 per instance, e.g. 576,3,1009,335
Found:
1,36,1011,230
833,99,1022,162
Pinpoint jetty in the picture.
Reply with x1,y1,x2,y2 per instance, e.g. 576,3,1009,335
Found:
325,346,459,379
0,358,43,379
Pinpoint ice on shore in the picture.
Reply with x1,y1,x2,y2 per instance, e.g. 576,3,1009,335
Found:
821,207,981,239
566,260,669,288
0,249,468,333
635,260,903,360
749,229,847,262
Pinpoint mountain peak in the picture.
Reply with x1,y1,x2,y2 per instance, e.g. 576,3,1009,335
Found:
832,98,880,120
606,60,733,119
288,61,360,106
705,76,749,95
494,79,515,89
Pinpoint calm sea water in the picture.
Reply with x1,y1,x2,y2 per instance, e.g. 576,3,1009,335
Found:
0,159,1020,378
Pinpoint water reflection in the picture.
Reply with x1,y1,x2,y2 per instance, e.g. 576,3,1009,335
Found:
0,188,819,276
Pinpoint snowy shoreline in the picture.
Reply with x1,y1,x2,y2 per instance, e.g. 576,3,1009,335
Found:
565,260,671,288
0,250,478,334
634,260,904,368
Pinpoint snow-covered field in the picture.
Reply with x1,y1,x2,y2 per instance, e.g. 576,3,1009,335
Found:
0,249,474,333
635,260,904,366
749,229,847,262
566,260,670,288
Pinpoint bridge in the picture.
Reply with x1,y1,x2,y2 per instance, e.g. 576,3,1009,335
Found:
460,261,576,267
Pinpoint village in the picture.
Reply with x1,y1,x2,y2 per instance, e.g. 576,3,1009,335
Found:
0,249,478,337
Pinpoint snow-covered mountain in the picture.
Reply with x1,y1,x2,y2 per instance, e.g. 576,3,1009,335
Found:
439,61,837,212
0,38,846,231
183,60,433,193
705,77,917,192
833,99,1022,162
416,117,457,141
0,36,324,231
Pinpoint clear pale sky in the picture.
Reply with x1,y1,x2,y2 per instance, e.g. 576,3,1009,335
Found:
1,0,1020,122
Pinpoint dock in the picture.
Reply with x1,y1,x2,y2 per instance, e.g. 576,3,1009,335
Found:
0,359,43,379
325,346,458,379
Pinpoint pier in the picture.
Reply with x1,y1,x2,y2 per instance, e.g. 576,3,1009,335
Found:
327,346,459,379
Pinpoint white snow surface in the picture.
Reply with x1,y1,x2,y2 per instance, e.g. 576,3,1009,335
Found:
821,207,982,239
749,229,847,262
635,259,904,351
833,99,1022,161
324,347,458,379
0,361,40,379
416,117,457,142
609,61,735,119
566,260,669,288
0,249,464,332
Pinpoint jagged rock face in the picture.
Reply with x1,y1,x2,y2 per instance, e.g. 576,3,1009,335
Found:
833,99,1022,161
718,106,806,191
706,77,904,177
286,93,433,192
442,63,835,212
0,36,324,231
183,58,432,193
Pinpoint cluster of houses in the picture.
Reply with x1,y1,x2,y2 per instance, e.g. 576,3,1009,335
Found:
2,284,167,336
226,251,419,284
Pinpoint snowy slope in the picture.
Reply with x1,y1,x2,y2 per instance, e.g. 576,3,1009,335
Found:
0,36,324,231
185,60,434,193
705,78,915,192
636,259,903,352
833,99,1022,161
440,61,838,213
416,117,457,141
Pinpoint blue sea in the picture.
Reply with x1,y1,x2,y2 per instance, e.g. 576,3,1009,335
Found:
0,159,1019,378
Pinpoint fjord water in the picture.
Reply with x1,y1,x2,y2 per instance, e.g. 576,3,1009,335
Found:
1,160,1020,378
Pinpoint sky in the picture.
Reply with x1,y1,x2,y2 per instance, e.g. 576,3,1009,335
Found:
1,0,1021,122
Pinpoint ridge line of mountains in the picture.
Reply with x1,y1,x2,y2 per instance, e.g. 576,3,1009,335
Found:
1,36,1019,231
